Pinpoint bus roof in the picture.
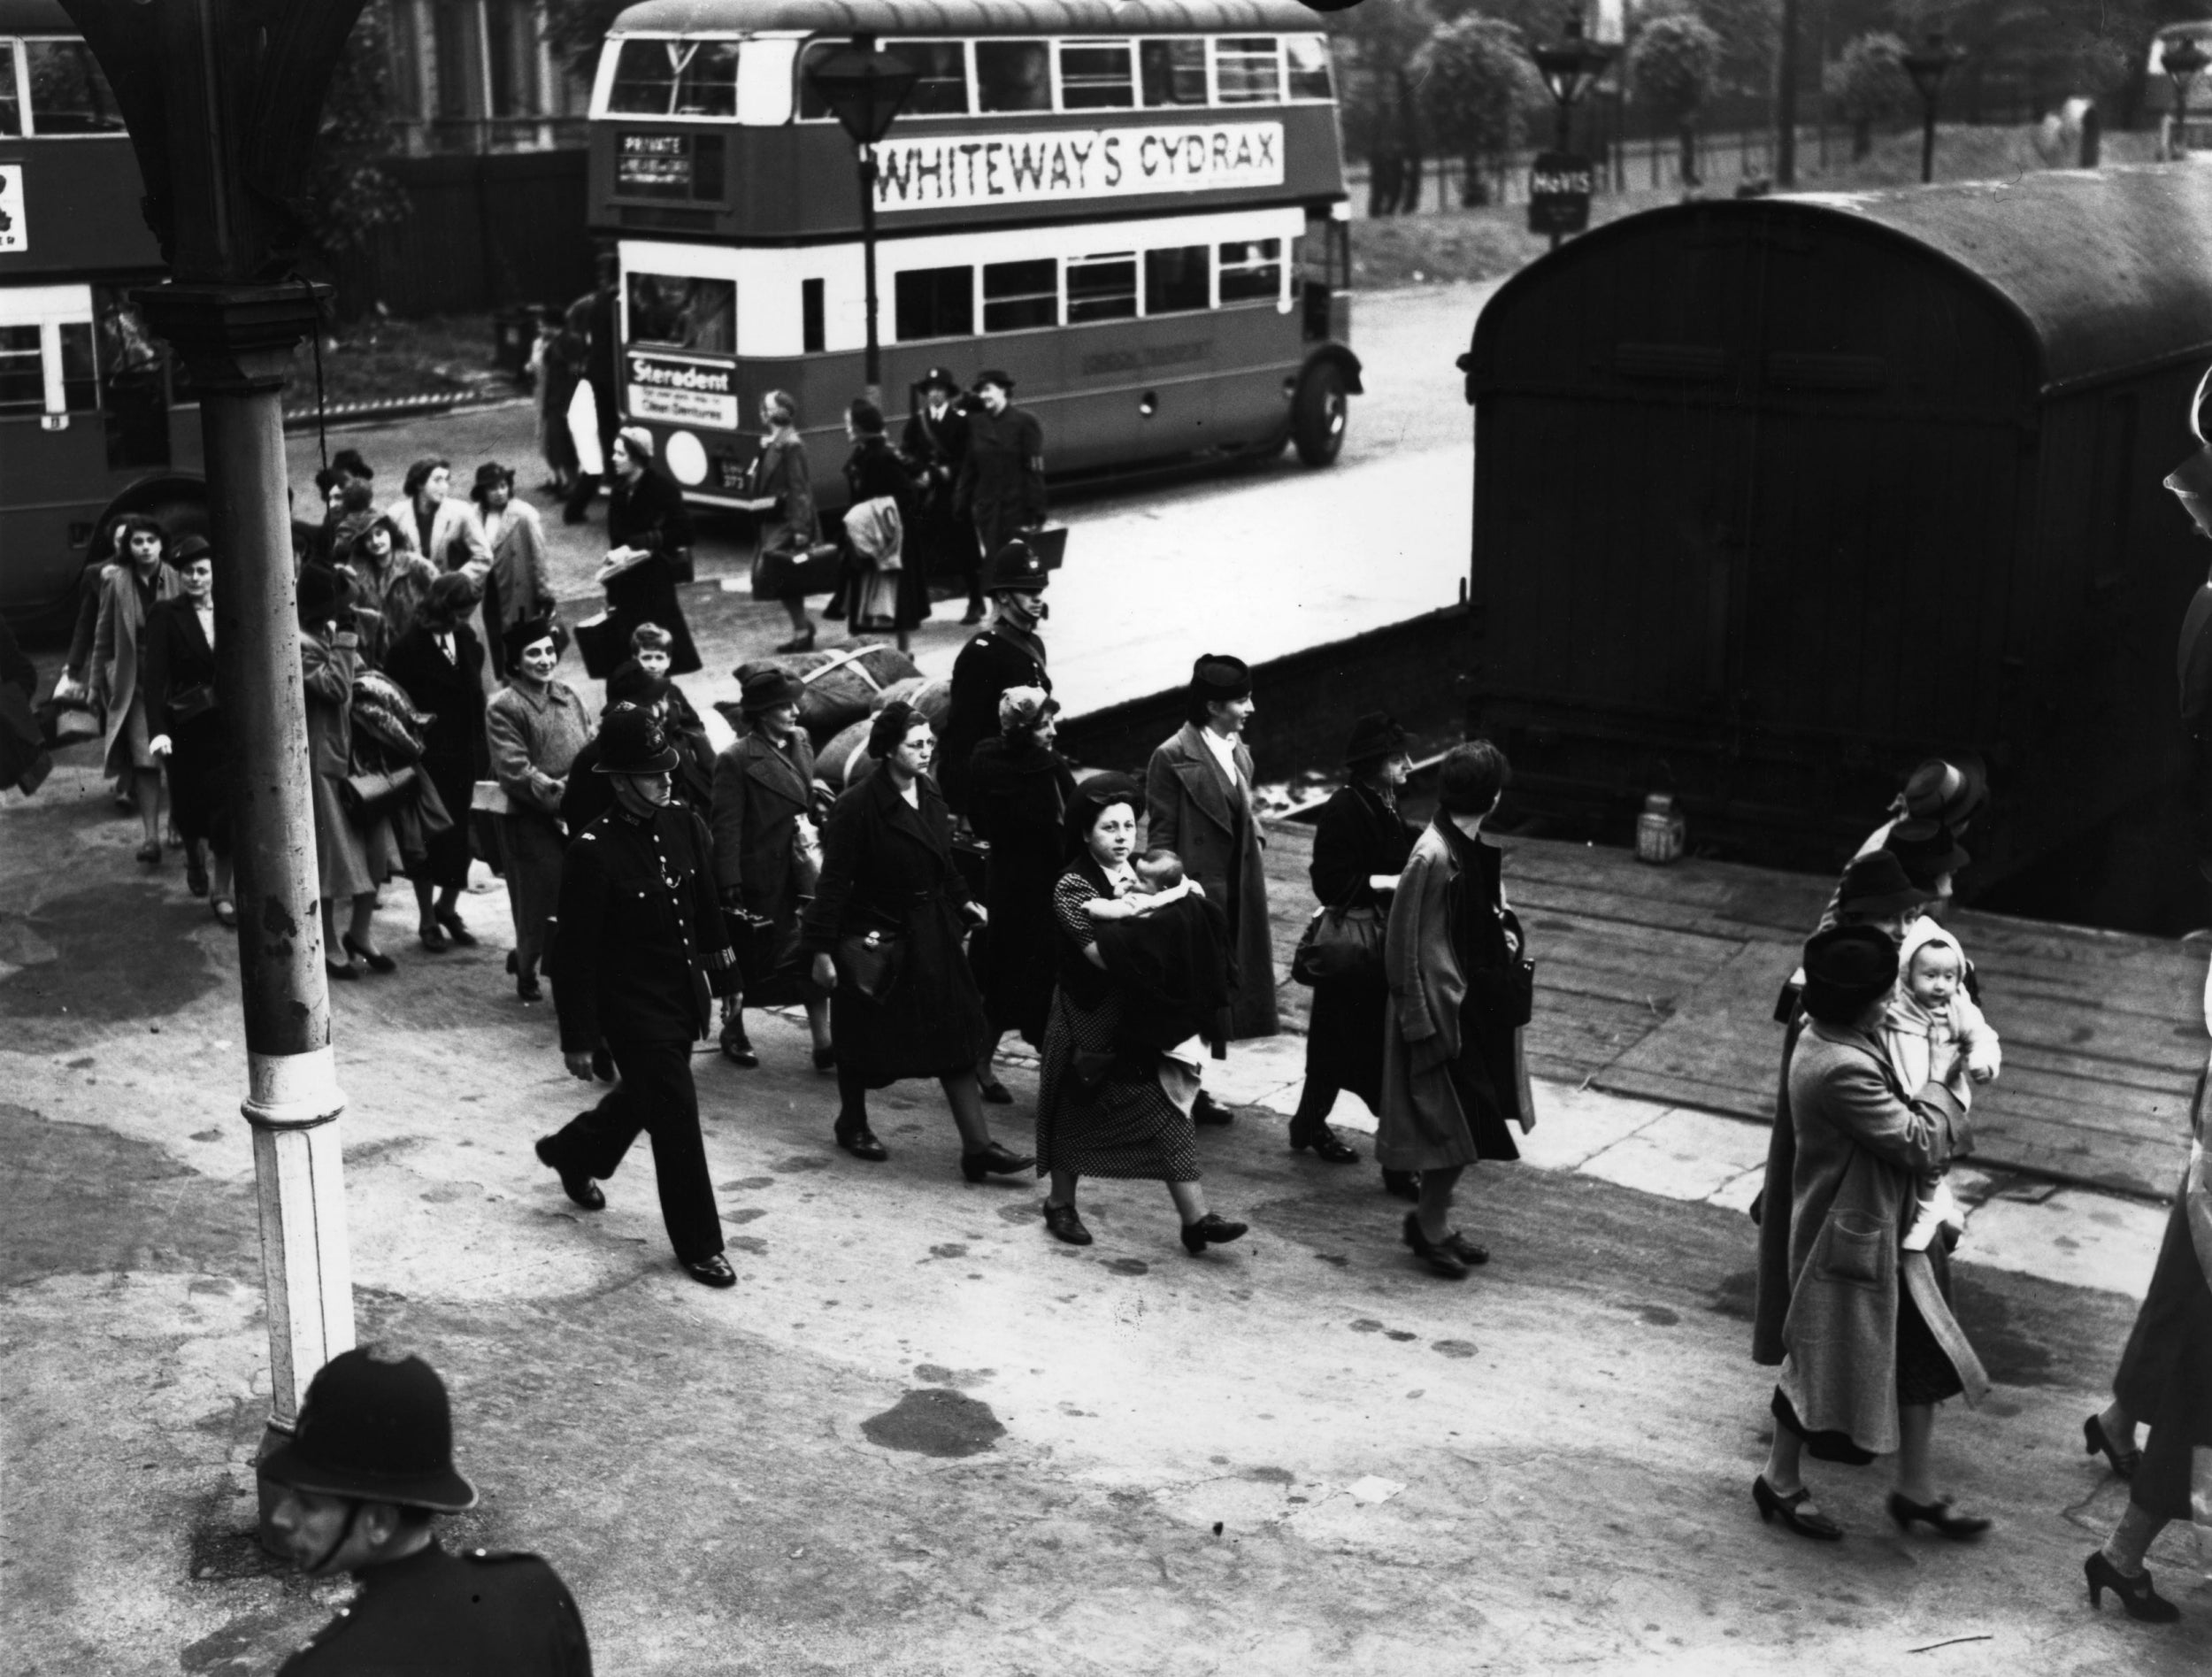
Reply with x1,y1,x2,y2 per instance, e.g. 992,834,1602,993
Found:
609,0,1325,37
0,0,80,31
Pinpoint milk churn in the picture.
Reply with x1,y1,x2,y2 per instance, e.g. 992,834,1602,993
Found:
1635,792,1686,865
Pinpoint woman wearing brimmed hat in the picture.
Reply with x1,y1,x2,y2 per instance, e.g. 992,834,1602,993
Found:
1750,923,1990,1544
956,369,1046,581
710,665,834,1072
485,616,593,1002
381,572,489,953
596,427,702,678
902,365,984,622
1288,712,1423,1177
142,535,234,922
731,390,822,653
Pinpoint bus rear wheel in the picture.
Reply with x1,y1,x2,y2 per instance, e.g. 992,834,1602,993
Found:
1292,361,1348,467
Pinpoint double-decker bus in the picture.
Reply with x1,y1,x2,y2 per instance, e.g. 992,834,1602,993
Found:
588,0,1360,514
0,0,201,630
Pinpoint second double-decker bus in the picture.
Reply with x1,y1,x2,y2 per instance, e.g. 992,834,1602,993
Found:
588,0,1361,514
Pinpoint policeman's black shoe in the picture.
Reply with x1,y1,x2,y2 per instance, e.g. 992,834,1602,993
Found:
833,1119,888,1162
1179,1212,1248,1255
1288,1121,1360,1164
1191,1090,1233,1127
959,1141,1034,1182
683,1253,738,1289
719,1024,758,1068
534,1137,604,1211
590,1044,615,1081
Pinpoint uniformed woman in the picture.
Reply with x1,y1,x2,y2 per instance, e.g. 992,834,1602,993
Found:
485,617,593,1002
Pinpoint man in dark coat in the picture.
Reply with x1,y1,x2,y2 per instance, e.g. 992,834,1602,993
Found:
537,708,740,1289
955,368,1045,565
561,262,622,524
900,365,983,623
265,1346,592,1675
937,539,1050,819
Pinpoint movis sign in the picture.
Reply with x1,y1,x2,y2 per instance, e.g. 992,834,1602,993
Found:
872,122,1283,212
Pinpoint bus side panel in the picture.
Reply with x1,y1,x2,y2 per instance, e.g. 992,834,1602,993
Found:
0,412,111,618
0,139,161,284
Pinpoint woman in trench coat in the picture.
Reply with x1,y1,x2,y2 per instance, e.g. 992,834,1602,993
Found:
1752,923,1990,1543
92,514,180,863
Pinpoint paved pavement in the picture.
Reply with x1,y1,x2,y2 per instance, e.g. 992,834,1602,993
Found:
5,759,2209,1675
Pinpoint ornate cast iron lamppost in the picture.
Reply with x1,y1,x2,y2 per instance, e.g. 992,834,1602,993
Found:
803,35,918,404
2163,35,2208,160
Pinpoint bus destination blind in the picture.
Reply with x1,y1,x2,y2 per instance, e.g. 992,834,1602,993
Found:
872,122,1283,212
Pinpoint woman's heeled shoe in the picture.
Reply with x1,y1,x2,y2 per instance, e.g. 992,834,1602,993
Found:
2085,1550,2182,1622
134,840,162,866
419,921,449,953
434,907,478,947
1042,1202,1093,1246
834,1119,888,1162
978,1077,1014,1105
1288,1122,1360,1164
325,958,359,982
1402,1212,1468,1279
185,849,210,898
1753,1475,1843,1541
2084,1414,2140,1480
516,971,542,1003
1179,1212,1248,1255
812,1045,838,1075
960,1141,1034,1182
1886,1493,1990,1541
342,934,396,974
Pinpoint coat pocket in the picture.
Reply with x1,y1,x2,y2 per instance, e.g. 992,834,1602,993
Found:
1815,1209,1892,1287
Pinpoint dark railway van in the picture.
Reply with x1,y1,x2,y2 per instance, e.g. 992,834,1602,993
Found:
1460,166,2212,906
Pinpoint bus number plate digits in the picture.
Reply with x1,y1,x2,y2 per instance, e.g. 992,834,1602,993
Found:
873,123,1284,212
628,352,737,430
0,167,24,253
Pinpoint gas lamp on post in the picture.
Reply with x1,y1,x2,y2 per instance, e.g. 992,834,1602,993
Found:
1528,13,1615,251
2163,34,2209,160
803,35,918,404
1901,30,1964,184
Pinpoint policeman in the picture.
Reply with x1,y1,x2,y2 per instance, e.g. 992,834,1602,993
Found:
265,1345,592,1674
534,705,740,1288
936,538,1051,819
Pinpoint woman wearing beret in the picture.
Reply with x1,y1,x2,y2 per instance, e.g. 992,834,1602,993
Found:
1377,742,1528,1279
1033,775,1248,1254
596,428,701,678
1287,712,1422,1178
299,564,406,981
801,702,1031,1180
384,572,489,952
711,666,834,1072
142,536,235,924
485,617,593,1002
1750,922,1990,1543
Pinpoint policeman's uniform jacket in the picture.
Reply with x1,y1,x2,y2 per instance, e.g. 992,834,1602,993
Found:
937,622,1048,815
278,1541,592,1674
549,800,736,1056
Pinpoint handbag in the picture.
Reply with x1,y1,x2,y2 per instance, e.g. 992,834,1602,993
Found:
573,612,625,680
752,542,845,601
339,763,418,820
834,926,906,1001
169,682,218,724
1291,898,1384,987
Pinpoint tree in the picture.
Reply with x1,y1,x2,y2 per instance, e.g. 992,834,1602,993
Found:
1824,31,1911,158
1329,0,1439,213
303,0,409,273
541,0,633,83
1628,13,1724,188
1410,14,1547,206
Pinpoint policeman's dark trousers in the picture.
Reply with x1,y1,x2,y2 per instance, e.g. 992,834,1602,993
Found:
543,1037,723,1263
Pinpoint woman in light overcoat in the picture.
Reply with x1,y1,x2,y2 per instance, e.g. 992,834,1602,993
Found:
1144,654,1278,1046
485,616,592,1003
469,461,554,681
92,514,180,863
1752,922,1990,1544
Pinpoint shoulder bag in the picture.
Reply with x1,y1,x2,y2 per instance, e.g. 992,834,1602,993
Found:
834,925,907,1001
1291,890,1385,987
340,764,418,820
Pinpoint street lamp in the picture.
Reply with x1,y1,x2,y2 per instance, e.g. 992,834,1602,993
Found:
803,35,918,403
2164,35,2209,159
1901,30,1963,185
1532,12,1614,155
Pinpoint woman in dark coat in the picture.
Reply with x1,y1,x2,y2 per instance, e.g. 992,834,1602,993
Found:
710,666,833,1071
968,685,1078,1093
384,572,489,952
1033,775,1248,1255
840,397,923,635
1378,742,1528,1280
801,701,1032,1181
1287,712,1420,1175
298,564,405,981
2080,1059,2212,1621
597,427,700,677
143,536,234,924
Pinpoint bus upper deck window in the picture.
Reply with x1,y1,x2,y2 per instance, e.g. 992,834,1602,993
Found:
983,258,1058,333
610,38,739,118
0,42,19,136
976,41,1049,112
1139,40,1205,107
1066,255,1137,323
796,40,842,119
1214,37,1282,104
888,41,970,115
1217,240,1283,304
1144,247,1209,315
1284,36,1333,100
0,327,42,411
1059,41,1133,110
23,39,125,134
626,274,735,354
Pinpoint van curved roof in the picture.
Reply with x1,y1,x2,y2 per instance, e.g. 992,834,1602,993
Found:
0,1,79,33
610,0,1325,36
1478,163,2212,396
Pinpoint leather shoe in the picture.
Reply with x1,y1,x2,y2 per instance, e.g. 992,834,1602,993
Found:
960,1141,1034,1182
1402,1212,1467,1279
684,1253,738,1289
534,1137,604,1211
1191,1090,1233,1127
1442,1231,1490,1266
834,1120,888,1162
1179,1212,1248,1254
979,1077,1014,1104
1042,1201,1093,1245
719,1024,758,1068
1289,1122,1360,1164
812,1045,838,1075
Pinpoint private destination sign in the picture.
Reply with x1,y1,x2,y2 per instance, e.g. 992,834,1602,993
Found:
872,122,1284,212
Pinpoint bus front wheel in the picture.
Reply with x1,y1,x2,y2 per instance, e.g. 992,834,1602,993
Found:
1292,362,1348,467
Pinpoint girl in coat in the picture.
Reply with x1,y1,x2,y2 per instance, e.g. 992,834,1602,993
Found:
732,391,819,653
1377,742,1526,1280
142,536,234,924
800,702,1031,1181
1287,712,1421,1176
1753,923,1990,1544
710,665,833,1071
298,564,405,981
469,462,554,681
597,429,701,677
967,686,1079,1096
338,514,437,664
383,573,490,952
485,617,593,1003
92,514,180,865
